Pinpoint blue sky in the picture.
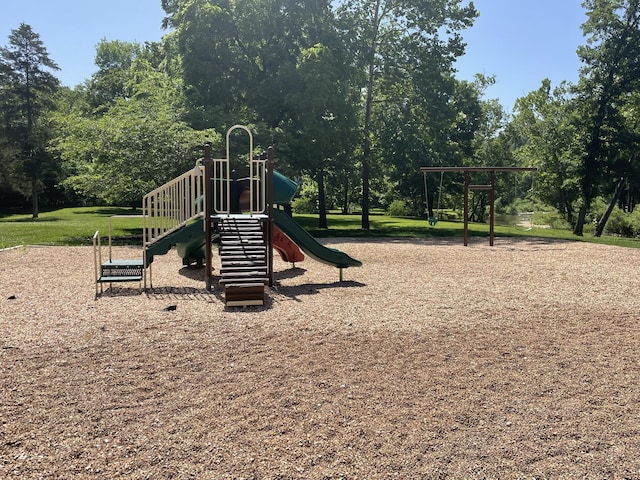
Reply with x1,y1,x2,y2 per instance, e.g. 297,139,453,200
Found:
1,0,587,111
0,0,167,87
456,0,587,110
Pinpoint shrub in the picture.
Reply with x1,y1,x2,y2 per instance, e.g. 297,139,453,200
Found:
603,206,640,237
292,196,317,214
533,210,571,230
386,200,411,217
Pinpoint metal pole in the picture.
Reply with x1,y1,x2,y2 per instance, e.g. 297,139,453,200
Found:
463,171,469,246
203,143,213,291
489,170,495,246
267,146,275,287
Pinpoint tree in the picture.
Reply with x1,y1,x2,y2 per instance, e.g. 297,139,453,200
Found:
0,23,59,217
335,0,478,228
571,0,640,235
511,80,581,223
162,0,363,227
161,0,341,131
285,43,360,227
86,39,142,111
53,56,221,206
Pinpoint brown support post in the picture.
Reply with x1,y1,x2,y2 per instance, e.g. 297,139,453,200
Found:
489,170,496,246
463,170,470,246
203,143,213,291
267,146,275,288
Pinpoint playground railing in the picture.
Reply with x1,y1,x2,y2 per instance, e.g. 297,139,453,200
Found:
93,230,103,297
142,162,206,248
249,157,267,215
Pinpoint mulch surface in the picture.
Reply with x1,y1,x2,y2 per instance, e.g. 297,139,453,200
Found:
1,238,639,479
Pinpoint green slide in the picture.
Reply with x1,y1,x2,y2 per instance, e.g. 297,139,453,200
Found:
272,170,299,204
145,219,205,266
273,209,362,268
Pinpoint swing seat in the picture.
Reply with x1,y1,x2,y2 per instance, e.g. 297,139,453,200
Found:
428,216,439,226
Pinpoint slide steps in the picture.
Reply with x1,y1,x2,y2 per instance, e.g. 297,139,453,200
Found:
218,216,268,307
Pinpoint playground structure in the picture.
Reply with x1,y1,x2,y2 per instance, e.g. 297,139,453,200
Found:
94,125,361,306
420,166,537,246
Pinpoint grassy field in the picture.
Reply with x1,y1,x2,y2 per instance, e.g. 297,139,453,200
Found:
0,207,144,249
292,212,640,249
1,206,640,249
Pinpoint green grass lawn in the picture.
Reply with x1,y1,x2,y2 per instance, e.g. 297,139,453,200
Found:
293,212,640,248
2,207,640,249
0,207,145,249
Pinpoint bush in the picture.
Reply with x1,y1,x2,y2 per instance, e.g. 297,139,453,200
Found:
603,207,640,237
588,197,640,237
505,198,546,217
292,196,317,214
386,200,411,217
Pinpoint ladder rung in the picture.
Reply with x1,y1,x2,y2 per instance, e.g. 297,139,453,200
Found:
221,266,268,273
220,277,268,285
220,255,266,261
221,270,267,278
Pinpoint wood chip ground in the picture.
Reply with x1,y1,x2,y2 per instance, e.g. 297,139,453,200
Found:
1,237,639,479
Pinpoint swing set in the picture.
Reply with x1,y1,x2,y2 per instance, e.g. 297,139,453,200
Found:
421,166,537,246
424,170,444,226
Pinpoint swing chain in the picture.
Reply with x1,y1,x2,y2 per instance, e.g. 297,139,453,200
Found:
424,170,444,226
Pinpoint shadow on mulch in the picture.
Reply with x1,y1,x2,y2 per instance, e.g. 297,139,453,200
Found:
178,265,206,281
274,266,307,281
144,286,221,303
274,280,366,301
102,262,367,309
94,285,145,298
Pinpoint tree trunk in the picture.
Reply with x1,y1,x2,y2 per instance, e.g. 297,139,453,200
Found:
360,70,374,229
594,176,625,237
361,157,370,228
562,193,574,225
360,0,382,231
573,204,588,236
573,162,596,236
341,175,349,215
317,167,328,229
31,174,39,219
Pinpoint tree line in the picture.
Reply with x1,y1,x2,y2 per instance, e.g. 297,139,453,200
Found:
1,0,639,237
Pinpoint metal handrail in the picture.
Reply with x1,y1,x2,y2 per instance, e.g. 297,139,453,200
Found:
92,230,102,296
142,162,205,248
224,125,265,215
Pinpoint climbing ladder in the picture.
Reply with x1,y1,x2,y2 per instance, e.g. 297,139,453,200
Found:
200,125,274,306
218,216,269,307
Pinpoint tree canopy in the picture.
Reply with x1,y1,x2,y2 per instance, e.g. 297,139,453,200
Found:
2,1,640,239
53,40,220,207
571,0,640,235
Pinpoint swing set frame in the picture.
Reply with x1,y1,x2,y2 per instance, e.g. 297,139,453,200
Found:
420,166,537,246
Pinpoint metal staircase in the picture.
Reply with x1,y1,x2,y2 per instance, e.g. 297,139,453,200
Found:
218,216,268,306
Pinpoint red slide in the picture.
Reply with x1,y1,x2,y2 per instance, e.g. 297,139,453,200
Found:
272,225,305,264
